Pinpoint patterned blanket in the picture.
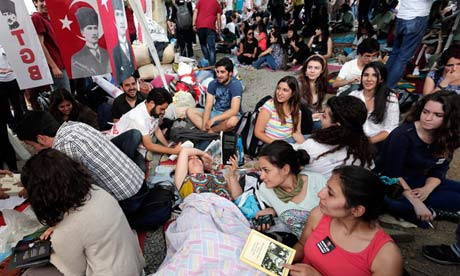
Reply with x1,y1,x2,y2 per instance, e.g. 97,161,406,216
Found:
153,193,264,275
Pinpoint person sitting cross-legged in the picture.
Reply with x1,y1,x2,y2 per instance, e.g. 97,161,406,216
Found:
186,57,242,133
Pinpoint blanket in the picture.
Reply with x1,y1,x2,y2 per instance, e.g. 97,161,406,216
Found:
153,193,264,276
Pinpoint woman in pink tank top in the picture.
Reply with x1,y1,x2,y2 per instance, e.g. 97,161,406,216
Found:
285,166,403,276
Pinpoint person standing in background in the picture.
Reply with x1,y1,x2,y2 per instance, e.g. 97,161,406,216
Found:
193,0,222,65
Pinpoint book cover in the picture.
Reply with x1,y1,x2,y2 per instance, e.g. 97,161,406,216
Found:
240,230,296,276
7,239,51,270
221,131,238,166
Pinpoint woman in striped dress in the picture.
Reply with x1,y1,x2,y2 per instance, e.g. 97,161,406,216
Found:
254,76,304,144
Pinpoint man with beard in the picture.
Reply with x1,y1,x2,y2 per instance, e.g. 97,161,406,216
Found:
186,57,242,133
110,88,181,162
112,75,146,122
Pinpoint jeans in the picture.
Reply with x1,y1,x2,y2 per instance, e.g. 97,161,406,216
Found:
197,28,217,65
385,16,429,88
111,129,146,172
385,175,460,227
51,69,71,92
253,55,277,70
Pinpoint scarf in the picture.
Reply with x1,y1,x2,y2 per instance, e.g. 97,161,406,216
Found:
273,175,304,203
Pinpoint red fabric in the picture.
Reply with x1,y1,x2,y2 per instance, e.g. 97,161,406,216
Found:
195,0,222,31
31,12,65,69
303,215,394,276
126,7,136,36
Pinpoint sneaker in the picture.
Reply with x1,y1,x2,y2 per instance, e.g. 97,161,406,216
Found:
422,244,460,265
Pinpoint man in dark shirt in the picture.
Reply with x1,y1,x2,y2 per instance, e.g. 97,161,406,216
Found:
112,75,146,122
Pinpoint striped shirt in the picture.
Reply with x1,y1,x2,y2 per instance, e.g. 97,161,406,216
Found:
260,99,295,140
53,122,144,201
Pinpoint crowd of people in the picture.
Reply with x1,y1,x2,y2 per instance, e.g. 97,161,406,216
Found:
1,0,460,275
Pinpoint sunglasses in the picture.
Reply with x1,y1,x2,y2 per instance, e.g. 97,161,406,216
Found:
247,32,254,36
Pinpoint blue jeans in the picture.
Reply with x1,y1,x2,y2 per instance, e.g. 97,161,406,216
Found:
197,28,217,65
385,16,429,88
253,55,277,70
51,69,71,92
385,175,460,227
111,129,146,172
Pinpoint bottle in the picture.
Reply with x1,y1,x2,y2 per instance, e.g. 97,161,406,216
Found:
237,137,244,166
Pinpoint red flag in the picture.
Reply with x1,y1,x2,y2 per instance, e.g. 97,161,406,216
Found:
46,0,111,79
97,0,136,84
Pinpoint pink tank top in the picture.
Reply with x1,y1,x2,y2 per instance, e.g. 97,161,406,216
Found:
303,215,393,276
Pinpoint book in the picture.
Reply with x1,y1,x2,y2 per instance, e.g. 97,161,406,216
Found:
221,131,238,166
240,230,296,276
0,174,22,196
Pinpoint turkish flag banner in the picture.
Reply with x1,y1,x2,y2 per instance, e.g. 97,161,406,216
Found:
0,0,52,89
46,0,112,79
97,0,136,84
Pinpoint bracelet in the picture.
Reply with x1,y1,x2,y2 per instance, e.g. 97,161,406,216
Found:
437,84,447,90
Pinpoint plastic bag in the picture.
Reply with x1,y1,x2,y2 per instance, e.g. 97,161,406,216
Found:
0,208,42,254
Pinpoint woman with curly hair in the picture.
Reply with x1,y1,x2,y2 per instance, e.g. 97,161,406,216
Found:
298,55,328,131
349,61,399,145
48,89,99,129
423,46,460,95
255,76,304,144
21,149,145,276
376,91,460,226
293,96,375,179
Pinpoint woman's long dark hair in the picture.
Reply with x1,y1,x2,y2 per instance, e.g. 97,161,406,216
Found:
405,91,460,157
21,149,93,227
312,96,375,167
48,89,82,124
360,61,396,124
299,55,328,111
273,76,301,134
433,46,460,84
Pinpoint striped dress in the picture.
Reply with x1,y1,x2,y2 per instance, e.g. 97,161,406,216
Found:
260,99,295,140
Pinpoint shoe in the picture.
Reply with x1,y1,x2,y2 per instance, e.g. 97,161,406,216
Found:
432,209,460,223
422,244,460,265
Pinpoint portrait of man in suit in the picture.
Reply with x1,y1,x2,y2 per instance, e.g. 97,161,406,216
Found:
112,0,135,84
71,6,111,79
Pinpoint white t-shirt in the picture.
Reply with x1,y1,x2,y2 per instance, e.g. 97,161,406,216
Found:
0,45,16,82
110,101,159,156
336,59,362,95
349,90,400,137
397,0,433,20
258,171,326,238
293,139,368,179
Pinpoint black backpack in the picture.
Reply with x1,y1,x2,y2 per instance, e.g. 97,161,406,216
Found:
235,95,272,158
175,4,192,31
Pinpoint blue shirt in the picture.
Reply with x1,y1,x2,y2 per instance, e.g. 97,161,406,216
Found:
376,122,450,181
207,78,243,113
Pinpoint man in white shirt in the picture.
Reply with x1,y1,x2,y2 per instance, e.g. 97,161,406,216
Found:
333,38,380,96
110,88,181,171
385,0,434,88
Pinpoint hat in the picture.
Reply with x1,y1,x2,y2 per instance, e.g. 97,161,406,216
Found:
0,0,16,14
75,7,98,30
112,0,124,11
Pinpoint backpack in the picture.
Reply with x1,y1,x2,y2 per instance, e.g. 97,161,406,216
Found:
127,185,175,231
235,95,272,158
175,4,192,31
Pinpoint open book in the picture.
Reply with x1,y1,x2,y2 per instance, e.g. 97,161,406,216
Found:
240,230,296,276
0,174,22,196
